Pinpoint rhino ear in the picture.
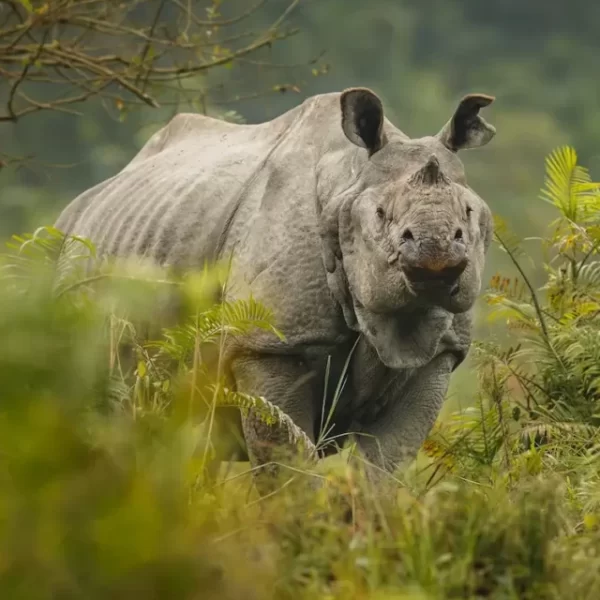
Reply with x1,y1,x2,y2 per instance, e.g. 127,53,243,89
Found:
340,88,386,155
437,94,496,152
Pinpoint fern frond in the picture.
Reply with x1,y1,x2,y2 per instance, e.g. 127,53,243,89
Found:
576,262,600,289
211,386,317,458
519,422,597,448
218,296,285,340
427,401,507,469
1,226,100,300
484,295,540,329
154,297,284,361
493,215,525,258
540,146,591,222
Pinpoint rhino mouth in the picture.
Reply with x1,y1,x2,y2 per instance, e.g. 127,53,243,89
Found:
348,258,468,323
403,261,466,298
404,263,466,282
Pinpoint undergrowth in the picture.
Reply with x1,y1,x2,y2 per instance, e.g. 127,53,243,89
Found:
0,146,599,599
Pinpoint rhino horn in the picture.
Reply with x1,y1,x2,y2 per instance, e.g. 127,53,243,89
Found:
409,155,449,186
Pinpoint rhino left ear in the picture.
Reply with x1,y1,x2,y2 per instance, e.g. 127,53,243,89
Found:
437,94,496,152
340,88,386,155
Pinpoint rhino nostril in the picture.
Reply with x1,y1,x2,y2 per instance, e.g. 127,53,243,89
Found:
402,229,414,241
454,228,463,241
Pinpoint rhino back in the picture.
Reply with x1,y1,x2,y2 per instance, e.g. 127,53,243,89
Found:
56,106,305,264
55,94,353,349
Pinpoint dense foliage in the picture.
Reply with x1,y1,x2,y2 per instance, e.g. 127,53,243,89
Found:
0,147,599,599
2,3,600,596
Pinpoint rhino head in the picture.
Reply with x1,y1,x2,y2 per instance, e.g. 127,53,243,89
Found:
322,88,495,369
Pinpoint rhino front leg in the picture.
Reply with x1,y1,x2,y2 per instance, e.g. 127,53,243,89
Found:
355,352,457,486
231,353,318,495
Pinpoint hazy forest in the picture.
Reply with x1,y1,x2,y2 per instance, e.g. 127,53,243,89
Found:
1,1,600,598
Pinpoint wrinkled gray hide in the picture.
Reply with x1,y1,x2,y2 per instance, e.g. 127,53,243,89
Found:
55,89,496,488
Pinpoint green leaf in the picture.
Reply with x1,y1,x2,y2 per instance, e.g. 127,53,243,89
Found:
540,145,593,221
137,361,147,378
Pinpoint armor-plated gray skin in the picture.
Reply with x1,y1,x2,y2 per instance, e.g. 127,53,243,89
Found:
55,88,496,488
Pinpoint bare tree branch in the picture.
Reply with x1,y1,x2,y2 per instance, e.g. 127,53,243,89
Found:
0,0,322,125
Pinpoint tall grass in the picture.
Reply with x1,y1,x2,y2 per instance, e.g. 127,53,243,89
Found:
0,147,599,599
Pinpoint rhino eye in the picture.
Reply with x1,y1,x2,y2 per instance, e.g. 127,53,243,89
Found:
466,205,473,217
376,206,385,219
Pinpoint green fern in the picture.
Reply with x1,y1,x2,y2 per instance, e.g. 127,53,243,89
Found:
0,226,94,295
149,297,285,362
1,227,309,478
493,214,526,259
210,385,317,458
541,146,593,222
459,145,600,471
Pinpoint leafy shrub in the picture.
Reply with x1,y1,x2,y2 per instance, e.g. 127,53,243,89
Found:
426,146,600,477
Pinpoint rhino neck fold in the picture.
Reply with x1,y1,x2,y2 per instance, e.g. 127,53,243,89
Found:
353,304,454,370
315,151,367,332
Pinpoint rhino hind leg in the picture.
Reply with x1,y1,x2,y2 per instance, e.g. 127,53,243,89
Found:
231,354,319,495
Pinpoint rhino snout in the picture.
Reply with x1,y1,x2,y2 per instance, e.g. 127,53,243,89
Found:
399,232,467,286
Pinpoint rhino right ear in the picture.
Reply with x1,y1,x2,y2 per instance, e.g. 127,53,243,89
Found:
340,88,386,155
437,94,496,152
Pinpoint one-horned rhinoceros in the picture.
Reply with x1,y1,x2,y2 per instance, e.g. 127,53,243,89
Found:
55,88,496,487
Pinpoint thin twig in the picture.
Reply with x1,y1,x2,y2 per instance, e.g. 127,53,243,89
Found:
0,0,308,128
495,230,567,371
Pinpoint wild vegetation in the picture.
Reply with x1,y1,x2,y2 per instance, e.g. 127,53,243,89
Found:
0,146,598,599
2,1,600,597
